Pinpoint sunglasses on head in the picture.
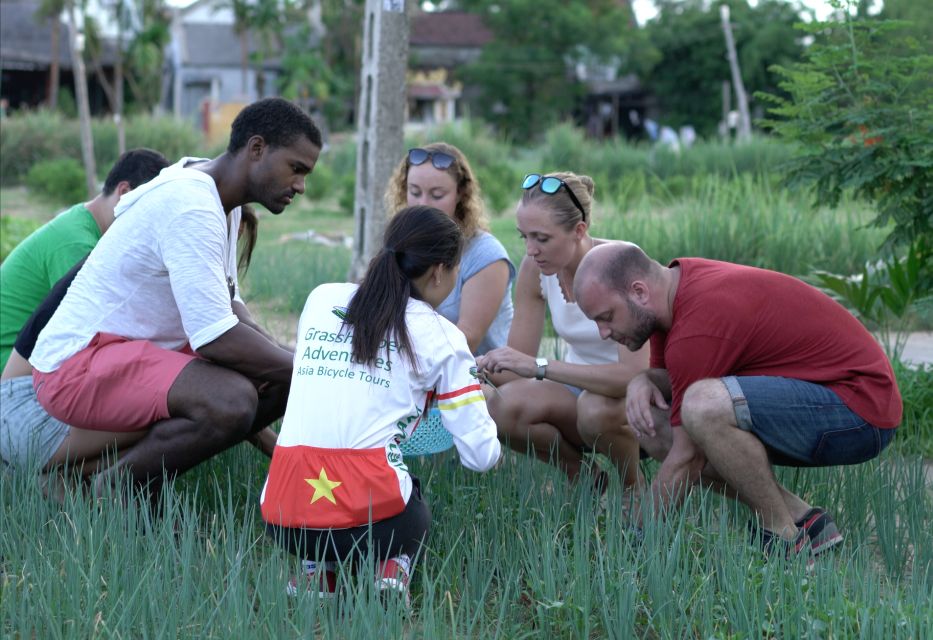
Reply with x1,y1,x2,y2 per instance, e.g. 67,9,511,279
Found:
522,174,587,222
408,148,455,171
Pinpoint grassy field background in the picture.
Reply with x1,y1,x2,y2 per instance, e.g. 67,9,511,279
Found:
1,131,931,637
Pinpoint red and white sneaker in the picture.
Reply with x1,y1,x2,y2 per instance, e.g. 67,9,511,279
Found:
375,555,412,608
795,507,844,556
286,561,338,599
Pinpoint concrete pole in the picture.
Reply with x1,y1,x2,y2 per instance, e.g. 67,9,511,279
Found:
349,0,410,280
719,5,752,142
721,79,731,139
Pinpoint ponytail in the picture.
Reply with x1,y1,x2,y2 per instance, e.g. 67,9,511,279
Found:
345,205,463,369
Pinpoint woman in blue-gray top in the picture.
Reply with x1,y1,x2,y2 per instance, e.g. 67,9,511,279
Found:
385,143,515,356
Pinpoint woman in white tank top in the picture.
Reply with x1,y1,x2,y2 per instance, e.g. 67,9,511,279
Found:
476,172,650,489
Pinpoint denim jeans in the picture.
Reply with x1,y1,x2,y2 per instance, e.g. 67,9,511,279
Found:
722,375,895,467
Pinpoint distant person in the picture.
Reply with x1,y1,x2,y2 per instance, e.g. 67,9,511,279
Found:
679,126,697,149
29,98,322,498
477,173,649,487
658,126,680,153
0,148,169,371
574,243,902,560
261,206,500,603
385,143,514,356
644,118,659,142
1,207,262,478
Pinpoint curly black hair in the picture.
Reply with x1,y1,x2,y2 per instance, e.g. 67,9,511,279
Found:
227,98,322,153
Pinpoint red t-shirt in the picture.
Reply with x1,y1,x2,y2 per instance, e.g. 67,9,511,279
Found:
649,258,902,429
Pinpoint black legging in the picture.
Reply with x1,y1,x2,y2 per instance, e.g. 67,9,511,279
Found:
266,477,431,564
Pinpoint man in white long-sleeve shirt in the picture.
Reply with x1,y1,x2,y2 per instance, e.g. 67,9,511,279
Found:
30,98,322,495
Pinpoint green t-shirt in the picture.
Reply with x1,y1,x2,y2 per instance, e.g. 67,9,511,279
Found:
0,203,101,370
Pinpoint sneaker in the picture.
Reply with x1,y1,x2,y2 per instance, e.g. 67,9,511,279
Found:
753,524,814,569
375,556,412,608
286,568,338,599
795,507,843,556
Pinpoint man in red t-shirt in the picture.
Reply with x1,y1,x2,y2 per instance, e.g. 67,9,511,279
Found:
574,243,901,559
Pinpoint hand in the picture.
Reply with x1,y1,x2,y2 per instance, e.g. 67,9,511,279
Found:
248,427,278,458
476,347,537,379
625,372,669,439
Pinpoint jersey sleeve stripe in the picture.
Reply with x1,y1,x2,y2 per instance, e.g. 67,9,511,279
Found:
435,383,482,400
437,394,486,411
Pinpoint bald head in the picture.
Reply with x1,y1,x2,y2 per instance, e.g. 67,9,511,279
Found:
574,241,656,301
574,242,666,350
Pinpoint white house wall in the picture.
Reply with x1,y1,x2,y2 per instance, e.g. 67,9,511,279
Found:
176,66,279,121
182,1,235,26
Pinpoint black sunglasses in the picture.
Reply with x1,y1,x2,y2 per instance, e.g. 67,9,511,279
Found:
522,174,587,222
408,148,455,171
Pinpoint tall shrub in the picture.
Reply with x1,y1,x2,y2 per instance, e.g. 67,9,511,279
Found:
760,1,933,250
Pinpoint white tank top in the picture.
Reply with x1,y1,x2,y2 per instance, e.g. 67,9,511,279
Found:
539,273,617,366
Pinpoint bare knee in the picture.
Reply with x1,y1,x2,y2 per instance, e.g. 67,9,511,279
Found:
486,388,523,438
173,367,258,438
204,377,258,436
681,379,733,437
576,391,626,446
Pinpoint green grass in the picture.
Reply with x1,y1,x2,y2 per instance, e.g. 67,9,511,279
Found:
3,446,931,638
490,174,886,279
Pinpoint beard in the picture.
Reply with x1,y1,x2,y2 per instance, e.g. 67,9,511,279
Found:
622,297,658,351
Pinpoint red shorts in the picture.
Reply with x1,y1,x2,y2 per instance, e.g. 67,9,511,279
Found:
33,333,198,432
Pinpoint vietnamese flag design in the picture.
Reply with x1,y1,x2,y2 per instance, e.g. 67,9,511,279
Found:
306,468,342,504
262,445,407,529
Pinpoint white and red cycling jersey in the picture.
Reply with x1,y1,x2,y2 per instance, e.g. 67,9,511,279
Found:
260,283,500,529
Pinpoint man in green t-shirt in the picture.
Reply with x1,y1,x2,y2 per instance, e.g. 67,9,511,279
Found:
0,149,169,370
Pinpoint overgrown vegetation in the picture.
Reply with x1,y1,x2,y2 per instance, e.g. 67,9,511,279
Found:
761,2,933,250
0,110,206,187
24,158,87,205
2,437,930,637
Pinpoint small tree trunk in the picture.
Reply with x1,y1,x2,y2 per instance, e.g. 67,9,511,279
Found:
49,17,61,109
240,31,249,96
68,2,97,197
720,5,751,142
115,27,125,154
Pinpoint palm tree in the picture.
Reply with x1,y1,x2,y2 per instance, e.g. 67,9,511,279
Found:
223,0,253,96
36,0,66,109
65,0,97,197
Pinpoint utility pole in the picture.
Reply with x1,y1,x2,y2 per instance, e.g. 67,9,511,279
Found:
349,0,409,280
720,5,751,142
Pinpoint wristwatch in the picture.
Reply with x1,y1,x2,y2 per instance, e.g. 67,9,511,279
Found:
535,357,549,380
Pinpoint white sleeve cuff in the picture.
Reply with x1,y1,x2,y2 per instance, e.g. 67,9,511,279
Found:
189,314,239,351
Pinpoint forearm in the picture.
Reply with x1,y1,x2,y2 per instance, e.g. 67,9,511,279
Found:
197,322,294,383
643,368,673,401
232,301,283,346
542,360,640,398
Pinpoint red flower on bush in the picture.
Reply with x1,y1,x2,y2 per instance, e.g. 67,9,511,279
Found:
856,124,883,147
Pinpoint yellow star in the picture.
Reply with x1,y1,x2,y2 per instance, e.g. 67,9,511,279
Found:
305,468,342,505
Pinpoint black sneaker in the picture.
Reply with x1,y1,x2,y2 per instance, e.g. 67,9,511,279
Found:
750,522,815,569
795,507,843,556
